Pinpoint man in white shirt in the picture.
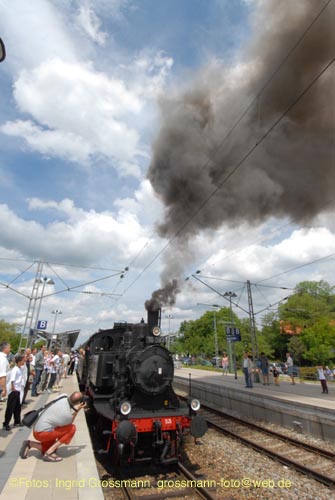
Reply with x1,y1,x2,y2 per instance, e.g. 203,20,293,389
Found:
3,354,26,430
47,350,62,393
0,342,11,401
285,352,295,385
242,352,253,388
62,352,70,378
22,348,35,404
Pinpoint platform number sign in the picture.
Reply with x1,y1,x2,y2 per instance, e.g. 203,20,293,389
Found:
37,320,47,330
225,326,241,342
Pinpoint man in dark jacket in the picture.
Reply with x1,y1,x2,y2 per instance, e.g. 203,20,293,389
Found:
22,348,34,404
259,352,270,385
31,346,46,397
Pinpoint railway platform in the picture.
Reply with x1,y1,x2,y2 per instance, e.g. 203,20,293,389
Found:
173,367,335,441
0,375,104,500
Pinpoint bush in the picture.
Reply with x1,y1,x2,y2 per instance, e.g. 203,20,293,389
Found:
299,367,317,380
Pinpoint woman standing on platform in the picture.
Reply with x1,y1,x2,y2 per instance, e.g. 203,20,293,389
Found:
222,354,229,375
242,352,253,388
317,366,329,394
285,352,295,385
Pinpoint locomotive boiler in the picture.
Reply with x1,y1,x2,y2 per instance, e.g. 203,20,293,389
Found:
78,309,207,465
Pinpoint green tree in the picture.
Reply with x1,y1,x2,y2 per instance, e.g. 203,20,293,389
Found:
287,336,307,365
175,307,254,362
259,312,284,360
295,280,335,298
277,280,335,365
175,280,335,367
0,319,21,353
300,318,335,365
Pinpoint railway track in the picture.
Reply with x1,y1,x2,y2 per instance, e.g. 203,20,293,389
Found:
120,462,222,500
198,402,335,488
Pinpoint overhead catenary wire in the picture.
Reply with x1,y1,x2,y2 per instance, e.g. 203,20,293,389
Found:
0,281,30,299
255,253,335,285
191,251,335,321
189,197,334,287
0,256,122,272
6,261,36,287
192,253,334,306
0,257,126,303
1,2,333,312
203,195,335,274
192,274,291,319
193,0,333,178
118,0,334,301
41,271,124,300
254,284,273,308
117,53,335,301
192,275,293,290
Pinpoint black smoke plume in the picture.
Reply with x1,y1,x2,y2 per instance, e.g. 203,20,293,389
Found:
146,0,335,309
145,279,180,312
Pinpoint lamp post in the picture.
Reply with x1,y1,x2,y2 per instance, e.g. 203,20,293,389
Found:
223,292,238,379
166,314,173,350
52,309,62,333
35,277,55,326
51,309,62,350
196,303,220,364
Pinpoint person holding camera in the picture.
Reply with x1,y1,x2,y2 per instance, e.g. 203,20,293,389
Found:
19,391,87,462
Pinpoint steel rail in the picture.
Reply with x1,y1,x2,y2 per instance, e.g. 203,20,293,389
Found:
201,402,335,460
203,411,335,488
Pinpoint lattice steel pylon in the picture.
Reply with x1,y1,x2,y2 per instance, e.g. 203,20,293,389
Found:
247,280,260,381
18,261,43,350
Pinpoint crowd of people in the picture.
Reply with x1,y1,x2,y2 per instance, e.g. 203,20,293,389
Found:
0,342,86,462
221,351,333,393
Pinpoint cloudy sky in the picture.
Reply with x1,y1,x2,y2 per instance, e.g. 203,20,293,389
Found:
0,0,334,344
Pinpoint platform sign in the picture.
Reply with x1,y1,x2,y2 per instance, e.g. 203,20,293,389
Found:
37,320,48,330
225,326,241,342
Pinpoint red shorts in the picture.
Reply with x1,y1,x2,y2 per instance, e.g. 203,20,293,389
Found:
33,424,76,454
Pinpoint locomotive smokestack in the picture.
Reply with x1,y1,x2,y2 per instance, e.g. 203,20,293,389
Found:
147,308,161,334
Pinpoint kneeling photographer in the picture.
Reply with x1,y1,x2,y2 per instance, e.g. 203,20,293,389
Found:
19,391,88,462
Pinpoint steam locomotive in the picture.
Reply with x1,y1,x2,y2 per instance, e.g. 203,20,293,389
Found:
77,309,207,465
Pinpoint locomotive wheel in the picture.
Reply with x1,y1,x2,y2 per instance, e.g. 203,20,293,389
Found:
110,439,121,466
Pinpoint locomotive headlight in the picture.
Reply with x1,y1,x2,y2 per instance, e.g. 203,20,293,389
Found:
120,400,132,416
152,326,161,336
190,398,201,411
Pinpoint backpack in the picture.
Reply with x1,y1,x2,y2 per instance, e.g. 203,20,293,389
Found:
256,359,262,369
22,395,67,428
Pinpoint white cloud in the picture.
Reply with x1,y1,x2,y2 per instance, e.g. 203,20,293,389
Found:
169,223,335,326
1,120,92,164
0,0,174,177
1,52,174,175
0,0,333,341
202,226,335,282
0,0,77,71
131,52,174,99
0,200,150,266
76,3,108,46
1,59,142,171
0,219,333,341
114,179,163,221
